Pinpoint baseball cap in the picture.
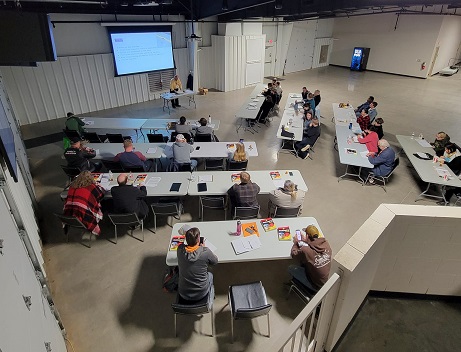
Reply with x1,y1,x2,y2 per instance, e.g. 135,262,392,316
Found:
70,136,82,143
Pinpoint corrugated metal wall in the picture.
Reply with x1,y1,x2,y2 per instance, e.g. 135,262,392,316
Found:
1,49,189,125
211,35,264,92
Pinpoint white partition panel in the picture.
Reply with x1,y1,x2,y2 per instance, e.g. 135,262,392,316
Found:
2,48,190,125
212,34,265,92
312,37,334,69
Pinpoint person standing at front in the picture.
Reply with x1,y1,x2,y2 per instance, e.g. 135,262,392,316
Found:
170,74,183,108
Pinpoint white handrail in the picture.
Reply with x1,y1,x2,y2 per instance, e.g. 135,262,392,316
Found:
263,273,341,352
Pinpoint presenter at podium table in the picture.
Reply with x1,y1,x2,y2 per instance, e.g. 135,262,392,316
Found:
170,74,183,108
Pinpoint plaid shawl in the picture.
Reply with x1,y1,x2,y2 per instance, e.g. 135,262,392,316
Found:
64,184,105,235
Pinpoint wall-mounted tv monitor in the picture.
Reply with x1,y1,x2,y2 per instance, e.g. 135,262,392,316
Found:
107,26,175,76
0,100,18,182
0,11,56,66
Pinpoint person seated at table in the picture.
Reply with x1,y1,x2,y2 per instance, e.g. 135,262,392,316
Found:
64,137,102,172
301,87,308,100
111,173,149,220
289,225,332,291
275,81,283,108
227,171,260,210
371,117,384,139
305,92,316,111
228,142,248,162
256,95,274,124
439,143,461,163
368,102,378,123
437,151,461,205
65,112,85,135
296,118,320,159
63,171,105,236
357,109,370,132
302,102,314,121
195,117,218,141
114,139,154,172
355,95,374,116
177,227,218,301
172,134,197,170
430,132,451,157
302,111,315,132
268,180,306,216
367,139,396,183
358,125,379,153
313,89,321,108
170,74,183,108
175,116,195,136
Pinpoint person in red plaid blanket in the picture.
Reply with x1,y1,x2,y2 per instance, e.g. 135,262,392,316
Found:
63,171,106,235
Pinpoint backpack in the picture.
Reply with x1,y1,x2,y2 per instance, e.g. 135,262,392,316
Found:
162,266,179,293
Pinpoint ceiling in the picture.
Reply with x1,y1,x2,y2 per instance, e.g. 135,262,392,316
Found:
1,0,461,21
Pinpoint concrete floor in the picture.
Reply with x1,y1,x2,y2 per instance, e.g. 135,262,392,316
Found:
334,294,461,352
24,66,461,352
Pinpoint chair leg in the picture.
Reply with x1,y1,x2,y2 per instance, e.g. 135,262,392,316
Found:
115,224,118,244
211,305,215,337
230,313,234,343
267,313,271,338
154,214,157,233
141,220,144,242
174,313,177,337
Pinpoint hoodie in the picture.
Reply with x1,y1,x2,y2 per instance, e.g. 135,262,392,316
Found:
173,141,194,164
291,237,332,289
433,134,450,157
177,244,218,300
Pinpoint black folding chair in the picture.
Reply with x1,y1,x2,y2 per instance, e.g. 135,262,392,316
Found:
83,132,102,143
101,160,125,173
54,213,94,248
227,160,248,171
195,134,213,142
147,133,167,143
107,213,144,244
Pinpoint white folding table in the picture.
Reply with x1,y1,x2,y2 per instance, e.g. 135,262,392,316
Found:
141,119,221,133
60,172,191,200
333,103,372,182
83,117,147,142
166,217,322,266
235,83,266,133
396,135,461,203
161,141,258,159
160,90,196,114
187,170,307,196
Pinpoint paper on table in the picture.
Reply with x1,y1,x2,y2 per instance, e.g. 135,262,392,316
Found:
416,152,429,158
146,177,161,187
95,149,100,155
231,235,261,255
252,99,260,102
85,120,94,125
273,179,285,189
204,239,217,252
198,175,213,182
248,103,257,107
435,168,451,178
360,151,369,158
101,184,115,191
417,139,432,148
257,94,264,97
247,107,257,110
147,147,157,154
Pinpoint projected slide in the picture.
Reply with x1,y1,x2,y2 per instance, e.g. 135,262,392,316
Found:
110,31,175,76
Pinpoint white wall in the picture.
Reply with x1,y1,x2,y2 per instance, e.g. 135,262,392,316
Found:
431,16,461,75
331,14,444,78
326,204,461,351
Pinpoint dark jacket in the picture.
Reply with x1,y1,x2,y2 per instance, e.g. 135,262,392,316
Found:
447,155,461,176
432,135,450,157
111,184,148,218
227,182,260,208
64,147,96,171
177,245,218,300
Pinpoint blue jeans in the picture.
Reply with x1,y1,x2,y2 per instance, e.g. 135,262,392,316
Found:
288,265,318,292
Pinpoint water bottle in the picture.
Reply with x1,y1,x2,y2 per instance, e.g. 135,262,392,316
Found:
129,171,133,180
349,122,352,130
208,115,211,124
236,220,242,236
109,170,113,181
411,132,415,139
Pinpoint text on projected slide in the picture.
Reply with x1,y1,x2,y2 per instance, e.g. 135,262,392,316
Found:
110,31,175,75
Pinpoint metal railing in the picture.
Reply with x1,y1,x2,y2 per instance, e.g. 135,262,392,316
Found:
265,273,341,352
